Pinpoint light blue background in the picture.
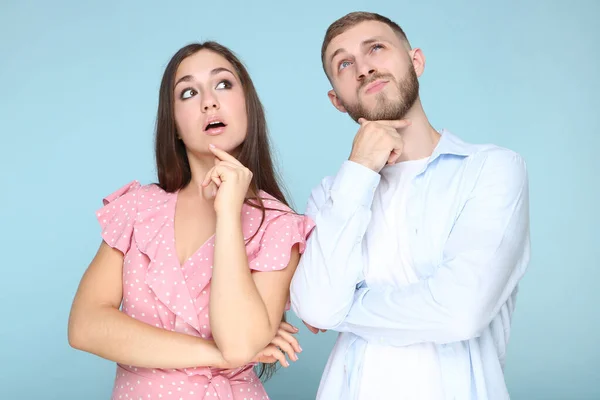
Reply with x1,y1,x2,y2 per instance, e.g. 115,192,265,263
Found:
1,1,598,399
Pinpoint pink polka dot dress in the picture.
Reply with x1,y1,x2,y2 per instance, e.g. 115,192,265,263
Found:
96,181,315,400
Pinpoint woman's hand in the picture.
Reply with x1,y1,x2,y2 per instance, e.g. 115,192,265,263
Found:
252,322,301,367
202,145,252,214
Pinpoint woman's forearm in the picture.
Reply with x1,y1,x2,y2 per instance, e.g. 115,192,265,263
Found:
68,304,229,369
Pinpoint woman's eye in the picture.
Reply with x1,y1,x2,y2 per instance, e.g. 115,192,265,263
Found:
181,88,196,99
216,80,232,89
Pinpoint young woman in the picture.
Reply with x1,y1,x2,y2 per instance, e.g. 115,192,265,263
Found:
68,41,314,400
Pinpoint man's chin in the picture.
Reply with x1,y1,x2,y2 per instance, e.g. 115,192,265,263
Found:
343,97,395,122
360,91,388,105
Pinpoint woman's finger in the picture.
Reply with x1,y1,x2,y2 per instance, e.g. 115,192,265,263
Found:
215,160,243,171
202,166,216,187
266,345,288,367
279,322,299,333
209,144,243,166
276,328,301,353
271,336,297,361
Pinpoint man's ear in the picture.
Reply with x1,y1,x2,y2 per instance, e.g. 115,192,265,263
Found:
410,48,426,78
328,89,347,113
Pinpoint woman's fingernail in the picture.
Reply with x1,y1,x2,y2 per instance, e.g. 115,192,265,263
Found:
209,144,215,149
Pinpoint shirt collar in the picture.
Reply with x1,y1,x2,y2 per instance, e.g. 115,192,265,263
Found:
416,129,477,175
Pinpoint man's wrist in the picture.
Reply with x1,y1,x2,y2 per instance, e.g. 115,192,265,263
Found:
348,156,378,172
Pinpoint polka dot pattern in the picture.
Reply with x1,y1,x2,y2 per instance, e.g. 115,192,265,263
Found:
96,181,315,399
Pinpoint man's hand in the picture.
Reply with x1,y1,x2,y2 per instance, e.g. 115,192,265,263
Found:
349,118,411,172
303,320,327,334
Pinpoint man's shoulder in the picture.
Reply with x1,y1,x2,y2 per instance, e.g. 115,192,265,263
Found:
432,132,528,196
455,140,528,189
469,144,525,166
442,131,526,171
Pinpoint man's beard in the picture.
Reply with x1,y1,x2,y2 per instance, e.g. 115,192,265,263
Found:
342,66,419,122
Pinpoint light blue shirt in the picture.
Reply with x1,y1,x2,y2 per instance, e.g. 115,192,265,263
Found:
290,130,530,399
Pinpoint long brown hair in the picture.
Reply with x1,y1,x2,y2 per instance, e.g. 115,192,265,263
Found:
154,42,290,380
155,42,289,204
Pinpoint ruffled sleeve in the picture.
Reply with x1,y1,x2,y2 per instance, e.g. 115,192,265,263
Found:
247,211,315,272
96,180,141,254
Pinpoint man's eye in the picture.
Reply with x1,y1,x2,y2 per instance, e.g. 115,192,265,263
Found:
339,61,352,71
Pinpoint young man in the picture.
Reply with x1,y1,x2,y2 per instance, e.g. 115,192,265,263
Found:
290,11,530,400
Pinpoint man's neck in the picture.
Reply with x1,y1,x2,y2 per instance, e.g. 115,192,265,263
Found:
396,99,440,162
